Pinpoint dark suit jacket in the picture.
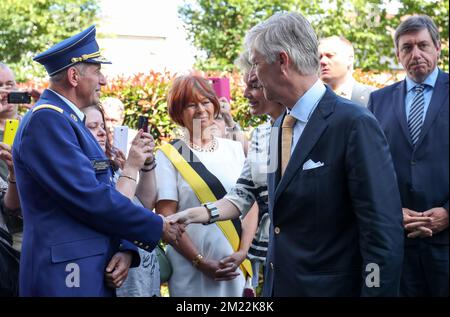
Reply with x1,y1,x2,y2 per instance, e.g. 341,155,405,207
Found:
351,81,377,107
368,70,449,245
264,86,404,297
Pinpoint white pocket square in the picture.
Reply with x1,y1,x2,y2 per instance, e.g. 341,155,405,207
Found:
302,159,324,170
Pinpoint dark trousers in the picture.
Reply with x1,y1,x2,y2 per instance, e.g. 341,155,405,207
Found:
400,240,449,297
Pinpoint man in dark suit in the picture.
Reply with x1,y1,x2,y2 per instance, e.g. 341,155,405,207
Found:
368,15,448,297
12,25,182,296
319,36,376,106
245,12,404,296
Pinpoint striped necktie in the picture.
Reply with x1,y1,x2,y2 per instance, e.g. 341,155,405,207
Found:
408,84,425,145
281,114,297,176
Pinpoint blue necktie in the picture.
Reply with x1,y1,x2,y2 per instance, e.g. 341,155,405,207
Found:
408,84,425,145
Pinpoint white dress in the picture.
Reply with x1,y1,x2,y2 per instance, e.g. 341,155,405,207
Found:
156,137,246,297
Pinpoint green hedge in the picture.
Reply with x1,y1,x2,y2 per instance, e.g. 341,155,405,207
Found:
102,70,265,144
22,69,398,143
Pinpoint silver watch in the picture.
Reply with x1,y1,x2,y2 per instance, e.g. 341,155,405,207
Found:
203,202,219,224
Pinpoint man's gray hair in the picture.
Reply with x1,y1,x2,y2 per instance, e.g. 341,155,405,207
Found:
394,15,440,50
102,96,125,113
234,50,252,75
0,63,16,85
244,12,319,76
50,63,87,83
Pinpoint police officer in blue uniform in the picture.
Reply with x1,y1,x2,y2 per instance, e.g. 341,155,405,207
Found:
12,25,182,296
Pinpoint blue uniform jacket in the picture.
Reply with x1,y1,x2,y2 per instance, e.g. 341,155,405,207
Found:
12,89,163,296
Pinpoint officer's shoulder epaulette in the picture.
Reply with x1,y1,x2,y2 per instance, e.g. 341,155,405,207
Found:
32,104,64,114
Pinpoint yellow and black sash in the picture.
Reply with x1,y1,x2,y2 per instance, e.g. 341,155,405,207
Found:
158,139,252,278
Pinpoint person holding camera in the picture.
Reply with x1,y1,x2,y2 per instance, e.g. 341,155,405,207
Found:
0,63,22,180
0,141,21,296
0,64,26,257
0,63,27,296
1,63,44,296
155,75,255,297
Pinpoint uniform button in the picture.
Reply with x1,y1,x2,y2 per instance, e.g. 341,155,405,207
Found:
411,160,416,165
145,245,150,250
270,262,274,270
133,240,138,244
274,227,280,234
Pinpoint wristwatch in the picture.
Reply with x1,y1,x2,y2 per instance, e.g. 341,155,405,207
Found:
203,202,220,224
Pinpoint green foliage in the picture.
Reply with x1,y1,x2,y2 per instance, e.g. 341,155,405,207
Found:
19,69,267,143
313,0,449,71
179,0,298,71
102,71,178,144
0,0,99,82
20,67,402,143
179,0,448,72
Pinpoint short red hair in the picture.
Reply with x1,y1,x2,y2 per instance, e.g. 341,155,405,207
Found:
167,75,220,127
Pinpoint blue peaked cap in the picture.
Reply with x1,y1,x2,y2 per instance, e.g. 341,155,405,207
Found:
33,25,111,76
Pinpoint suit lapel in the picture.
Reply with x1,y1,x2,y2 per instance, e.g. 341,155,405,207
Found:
274,88,334,204
393,81,413,147
414,71,449,149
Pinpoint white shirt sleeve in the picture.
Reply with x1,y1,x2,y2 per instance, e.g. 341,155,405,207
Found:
155,149,179,202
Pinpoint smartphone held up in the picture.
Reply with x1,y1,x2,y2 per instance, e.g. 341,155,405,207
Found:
138,115,149,132
113,126,129,157
137,115,153,165
3,119,19,146
7,92,32,104
209,77,230,102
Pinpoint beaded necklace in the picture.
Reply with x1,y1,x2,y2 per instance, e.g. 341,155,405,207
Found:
182,137,218,152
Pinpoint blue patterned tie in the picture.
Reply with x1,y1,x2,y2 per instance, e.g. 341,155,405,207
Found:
408,84,425,145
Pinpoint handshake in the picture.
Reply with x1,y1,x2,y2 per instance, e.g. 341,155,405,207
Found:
160,214,186,245
159,203,223,245
165,207,209,226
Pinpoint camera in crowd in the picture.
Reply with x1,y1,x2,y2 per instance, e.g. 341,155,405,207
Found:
7,92,32,104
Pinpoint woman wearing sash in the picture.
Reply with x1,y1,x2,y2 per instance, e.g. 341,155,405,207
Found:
155,75,253,297
167,52,284,293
